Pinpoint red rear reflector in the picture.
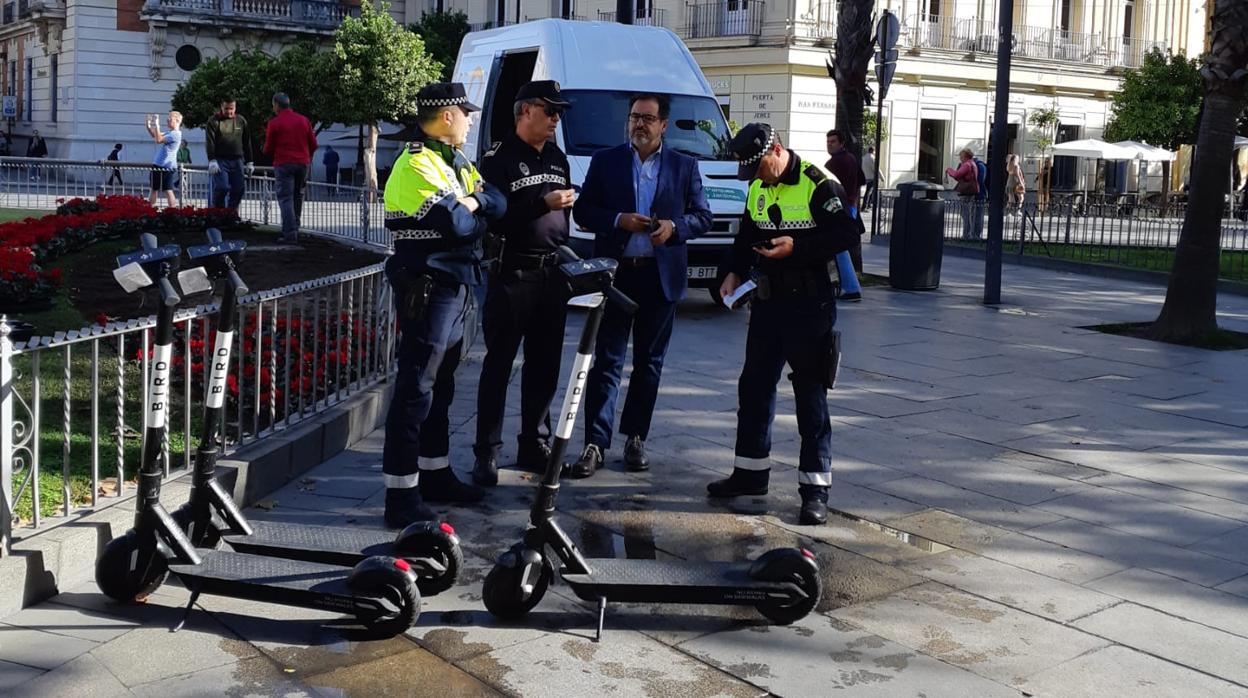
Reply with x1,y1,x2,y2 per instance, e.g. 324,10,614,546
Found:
440,522,455,535
394,559,411,572
800,548,815,560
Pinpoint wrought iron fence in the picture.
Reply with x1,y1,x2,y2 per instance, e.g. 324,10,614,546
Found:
0,157,391,251
906,15,1167,69
597,8,667,27
0,264,397,555
874,192,1248,279
792,0,835,41
144,0,357,26
684,0,764,39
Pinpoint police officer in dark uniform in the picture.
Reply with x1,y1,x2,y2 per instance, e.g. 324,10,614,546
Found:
710,123,859,525
471,80,577,486
380,82,507,528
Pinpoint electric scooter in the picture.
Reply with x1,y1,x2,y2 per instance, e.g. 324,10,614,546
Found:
95,233,422,637
168,228,462,596
482,246,823,640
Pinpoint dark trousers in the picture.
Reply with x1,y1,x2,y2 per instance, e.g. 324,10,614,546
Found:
211,157,246,210
583,263,677,449
275,163,307,239
107,169,123,186
474,265,569,458
863,179,877,210
381,273,470,485
735,293,836,501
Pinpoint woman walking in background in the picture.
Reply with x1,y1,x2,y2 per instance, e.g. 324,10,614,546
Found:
1006,154,1026,217
945,148,979,240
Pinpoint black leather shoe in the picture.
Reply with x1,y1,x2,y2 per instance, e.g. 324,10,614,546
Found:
419,468,486,504
472,454,498,487
516,442,552,474
799,499,828,525
384,488,436,529
706,474,769,498
623,435,649,472
566,444,603,479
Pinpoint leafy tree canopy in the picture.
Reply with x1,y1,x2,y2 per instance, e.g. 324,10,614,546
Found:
410,10,471,83
1103,50,1202,150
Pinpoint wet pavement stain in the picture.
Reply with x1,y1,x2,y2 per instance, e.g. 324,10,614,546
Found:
847,635,887,650
829,509,955,554
919,626,989,666
873,653,914,671
261,635,419,677
417,628,497,662
724,661,774,679
560,638,599,662
592,659,761,698
833,668,895,687
830,649,864,663
923,592,1006,623
303,647,502,697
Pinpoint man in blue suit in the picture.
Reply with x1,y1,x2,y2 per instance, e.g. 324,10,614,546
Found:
568,93,713,478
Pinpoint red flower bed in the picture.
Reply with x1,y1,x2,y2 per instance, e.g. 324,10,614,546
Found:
0,196,247,309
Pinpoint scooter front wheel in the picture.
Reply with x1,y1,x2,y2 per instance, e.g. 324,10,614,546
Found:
394,521,464,597
94,531,168,603
752,548,821,625
482,548,552,620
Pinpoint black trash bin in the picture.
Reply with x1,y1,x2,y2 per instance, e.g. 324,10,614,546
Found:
889,181,946,290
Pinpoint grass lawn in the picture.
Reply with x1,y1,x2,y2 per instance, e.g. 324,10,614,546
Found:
947,240,1248,283
0,206,47,223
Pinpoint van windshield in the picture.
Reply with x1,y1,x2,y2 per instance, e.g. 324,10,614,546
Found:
560,90,733,160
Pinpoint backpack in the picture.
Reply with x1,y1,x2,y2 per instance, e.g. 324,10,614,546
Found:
973,158,988,201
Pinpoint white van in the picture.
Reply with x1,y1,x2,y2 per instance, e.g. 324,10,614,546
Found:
452,19,748,298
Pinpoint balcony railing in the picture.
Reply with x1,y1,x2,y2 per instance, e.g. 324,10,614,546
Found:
143,0,358,29
793,0,835,42
1,0,32,24
906,14,1168,69
684,0,764,39
597,8,667,27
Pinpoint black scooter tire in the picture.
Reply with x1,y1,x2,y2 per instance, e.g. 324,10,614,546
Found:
394,524,463,597
753,554,821,625
353,568,422,637
95,531,169,603
482,556,552,620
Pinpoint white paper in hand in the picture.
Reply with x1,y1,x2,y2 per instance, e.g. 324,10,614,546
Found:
722,279,756,309
113,262,153,294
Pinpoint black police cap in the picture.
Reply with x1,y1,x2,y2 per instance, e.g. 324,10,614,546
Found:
417,82,480,112
727,123,777,181
514,80,571,108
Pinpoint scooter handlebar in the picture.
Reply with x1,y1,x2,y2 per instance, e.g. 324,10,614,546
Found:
158,276,181,307
227,269,249,296
555,245,638,315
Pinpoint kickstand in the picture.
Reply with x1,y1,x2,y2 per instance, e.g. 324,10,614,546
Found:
172,590,201,633
595,596,607,643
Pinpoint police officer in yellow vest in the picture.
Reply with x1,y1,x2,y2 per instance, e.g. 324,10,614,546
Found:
381,82,507,528
712,123,860,525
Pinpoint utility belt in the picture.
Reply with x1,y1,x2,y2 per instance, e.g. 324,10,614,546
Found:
755,268,834,301
500,249,562,271
385,260,460,322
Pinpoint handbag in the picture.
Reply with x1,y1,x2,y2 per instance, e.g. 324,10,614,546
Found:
954,179,976,196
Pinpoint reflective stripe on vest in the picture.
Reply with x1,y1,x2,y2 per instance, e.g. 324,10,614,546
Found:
746,159,835,230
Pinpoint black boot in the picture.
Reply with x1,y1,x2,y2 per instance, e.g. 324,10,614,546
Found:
515,441,552,474
565,444,603,479
472,453,498,487
706,467,769,497
800,499,828,525
623,435,649,472
419,468,486,504
384,487,436,529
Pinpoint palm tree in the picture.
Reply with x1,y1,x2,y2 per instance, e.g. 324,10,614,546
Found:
828,0,876,160
1151,0,1248,342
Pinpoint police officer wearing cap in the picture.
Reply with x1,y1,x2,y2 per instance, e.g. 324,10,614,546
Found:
711,123,859,525
380,82,507,528
471,80,576,486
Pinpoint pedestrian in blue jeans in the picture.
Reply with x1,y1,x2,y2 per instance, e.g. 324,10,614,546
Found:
205,97,255,210
263,92,317,243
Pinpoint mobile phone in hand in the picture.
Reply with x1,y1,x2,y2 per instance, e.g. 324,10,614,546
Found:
753,239,775,250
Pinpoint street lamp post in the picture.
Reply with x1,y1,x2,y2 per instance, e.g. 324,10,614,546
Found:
984,0,1015,305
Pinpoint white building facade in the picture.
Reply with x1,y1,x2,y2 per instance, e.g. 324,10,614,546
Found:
0,0,1209,187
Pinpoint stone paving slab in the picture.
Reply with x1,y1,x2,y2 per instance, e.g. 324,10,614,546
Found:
0,624,99,670
876,476,1067,531
1090,472,1248,523
0,659,44,691
305,646,503,697
128,657,317,698
1,601,140,643
1190,525,1248,566
1038,487,1244,547
829,582,1108,689
1024,518,1248,588
1018,644,1247,698
1086,567,1248,639
1073,602,1248,688
1216,575,1248,598
6,653,131,698
679,611,1021,697
89,610,261,687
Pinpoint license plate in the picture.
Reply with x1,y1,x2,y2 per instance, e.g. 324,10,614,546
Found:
688,266,718,279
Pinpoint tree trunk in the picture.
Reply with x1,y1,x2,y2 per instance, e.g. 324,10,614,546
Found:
364,122,379,203
1151,0,1248,342
832,0,875,160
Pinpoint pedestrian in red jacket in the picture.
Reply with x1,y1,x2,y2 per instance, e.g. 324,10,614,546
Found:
264,92,317,243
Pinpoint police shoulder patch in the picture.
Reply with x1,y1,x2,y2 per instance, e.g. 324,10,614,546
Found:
803,164,827,184
482,141,502,157
822,195,844,214
406,141,423,153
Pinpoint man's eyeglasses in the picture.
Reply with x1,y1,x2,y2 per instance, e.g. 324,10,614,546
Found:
628,113,661,125
543,105,563,118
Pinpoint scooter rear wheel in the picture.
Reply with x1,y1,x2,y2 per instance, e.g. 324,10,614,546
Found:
95,531,169,603
753,551,821,625
482,554,553,620
394,522,463,597
349,560,422,637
